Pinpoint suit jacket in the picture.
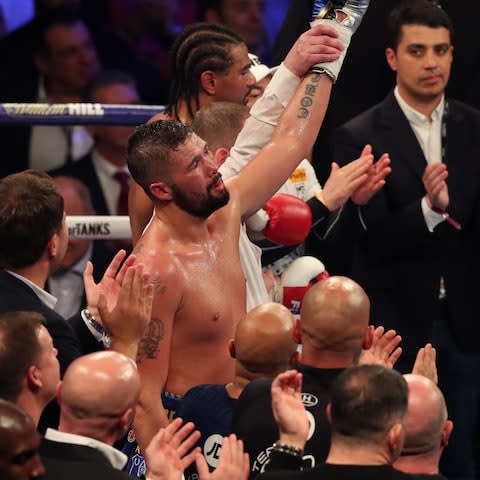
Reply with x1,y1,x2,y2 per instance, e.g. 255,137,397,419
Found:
50,152,109,215
46,240,114,355
40,438,133,480
332,92,480,356
0,270,102,429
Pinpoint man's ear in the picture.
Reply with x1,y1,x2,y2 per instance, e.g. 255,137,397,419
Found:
293,319,302,345
361,325,374,350
27,365,42,391
326,403,332,424
289,350,300,367
213,147,229,168
55,381,63,404
47,233,59,259
441,420,454,448
149,181,173,202
387,423,405,461
200,71,217,96
229,339,236,359
386,48,398,72
120,407,135,436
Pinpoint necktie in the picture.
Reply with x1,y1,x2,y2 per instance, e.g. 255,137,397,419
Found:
113,171,130,215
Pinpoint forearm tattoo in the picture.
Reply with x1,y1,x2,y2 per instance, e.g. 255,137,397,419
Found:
298,73,322,119
136,316,164,363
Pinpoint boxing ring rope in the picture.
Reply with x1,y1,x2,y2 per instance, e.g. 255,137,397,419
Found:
0,103,165,125
0,103,165,239
66,216,131,239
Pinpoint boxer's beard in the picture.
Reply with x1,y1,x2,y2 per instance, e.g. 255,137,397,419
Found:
171,182,230,219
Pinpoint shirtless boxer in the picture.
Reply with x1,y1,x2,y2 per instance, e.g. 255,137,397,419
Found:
129,1,380,453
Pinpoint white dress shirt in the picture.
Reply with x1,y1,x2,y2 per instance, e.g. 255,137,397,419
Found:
394,86,446,232
92,150,130,215
44,428,127,470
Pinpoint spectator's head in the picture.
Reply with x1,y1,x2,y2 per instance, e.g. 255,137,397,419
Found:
0,170,67,272
52,176,94,271
245,53,277,108
385,0,453,108
328,365,408,463
394,374,453,474
201,0,266,54
84,70,141,164
192,101,250,165
0,312,59,425
128,120,230,218
229,303,298,389
34,10,100,97
57,351,140,445
0,400,45,480
167,22,255,120
299,276,372,367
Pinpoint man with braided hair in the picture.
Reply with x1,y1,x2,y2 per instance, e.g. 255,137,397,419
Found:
128,22,256,244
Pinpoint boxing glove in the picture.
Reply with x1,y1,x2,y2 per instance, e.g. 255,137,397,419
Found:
246,194,312,246
279,256,329,315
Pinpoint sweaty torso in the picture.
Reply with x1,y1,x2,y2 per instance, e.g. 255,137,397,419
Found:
134,198,246,396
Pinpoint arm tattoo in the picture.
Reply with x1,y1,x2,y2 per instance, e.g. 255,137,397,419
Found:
136,317,164,363
298,72,323,119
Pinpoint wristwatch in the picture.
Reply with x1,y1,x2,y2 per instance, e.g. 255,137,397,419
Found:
82,308,111,347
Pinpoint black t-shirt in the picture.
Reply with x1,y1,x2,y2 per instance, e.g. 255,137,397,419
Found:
232,364,343,478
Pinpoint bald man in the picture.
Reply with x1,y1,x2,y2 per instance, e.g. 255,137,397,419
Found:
39,351,140,480
394,374,453,478
233,276,402,477
171,303,298,480
0,399,45,480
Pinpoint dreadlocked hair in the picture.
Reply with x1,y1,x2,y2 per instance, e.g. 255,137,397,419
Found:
166,22,245,120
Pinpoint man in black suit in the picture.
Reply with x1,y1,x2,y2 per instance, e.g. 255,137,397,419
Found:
332,2,480,478
48,176,112,323
0,170,143,430
51,70,139,218
40,351,139,480
0,10,99,177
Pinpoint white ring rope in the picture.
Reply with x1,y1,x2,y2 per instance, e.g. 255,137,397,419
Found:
66,216,131,239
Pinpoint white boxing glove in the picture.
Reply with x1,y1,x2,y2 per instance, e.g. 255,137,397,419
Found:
279,256,329,315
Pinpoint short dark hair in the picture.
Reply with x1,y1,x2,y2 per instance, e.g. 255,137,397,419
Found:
0,312,44,402
166,22,245,119
0,170,64,269
192,101,249,151
83,69,137,103
330,365,408,442
386,0,453,51
127,120,193,198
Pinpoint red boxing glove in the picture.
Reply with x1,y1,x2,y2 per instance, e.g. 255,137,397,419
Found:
248,193,312,246
280,256,329,315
